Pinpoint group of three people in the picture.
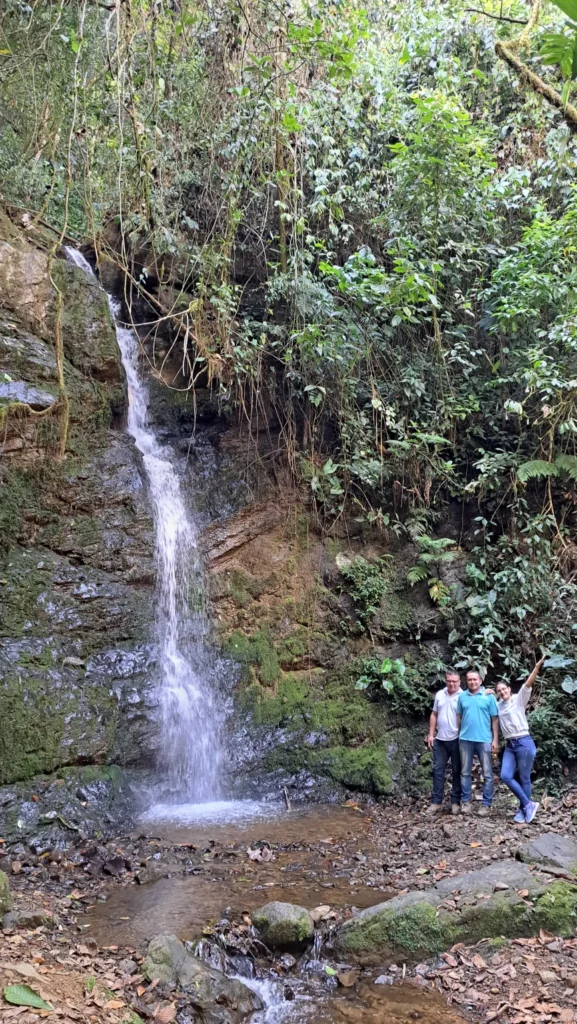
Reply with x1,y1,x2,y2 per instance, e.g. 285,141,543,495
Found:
427,658,545,822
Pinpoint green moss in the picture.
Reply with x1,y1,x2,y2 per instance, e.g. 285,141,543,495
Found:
337,883,577,964
339,901,454,962
310,744,393,795
533,882,577,935
0,869,13,915
0,469,43,555
225,628,281,684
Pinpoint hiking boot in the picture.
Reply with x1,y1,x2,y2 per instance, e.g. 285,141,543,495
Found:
514,809,526,824
477,805,491,817
426,804,443,817
461,803,472,815
524,801,540,823
451,804,461,816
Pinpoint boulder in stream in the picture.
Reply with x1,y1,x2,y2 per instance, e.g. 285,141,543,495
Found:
252,900,314,949
332,859,577,965
0,870,12,914
144,934,263,1023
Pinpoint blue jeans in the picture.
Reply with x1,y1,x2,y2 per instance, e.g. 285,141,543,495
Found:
500,735,536,809
459,740,494,806
431,738,462,805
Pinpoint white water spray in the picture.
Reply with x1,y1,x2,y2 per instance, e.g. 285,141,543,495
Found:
65,247,222,802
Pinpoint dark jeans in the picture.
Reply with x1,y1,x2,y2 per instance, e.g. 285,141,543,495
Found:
501,735,537,809
431,738,462,805
459,740,494,806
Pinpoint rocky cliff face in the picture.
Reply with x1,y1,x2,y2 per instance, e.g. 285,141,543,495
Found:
0,213,448,809
0,215,158,785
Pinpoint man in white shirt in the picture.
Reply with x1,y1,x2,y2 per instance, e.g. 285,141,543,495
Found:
426,670,462,816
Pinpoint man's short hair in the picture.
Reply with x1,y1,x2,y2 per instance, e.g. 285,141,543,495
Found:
446,668,461,677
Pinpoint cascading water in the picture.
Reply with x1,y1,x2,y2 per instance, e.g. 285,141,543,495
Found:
64,247,222,805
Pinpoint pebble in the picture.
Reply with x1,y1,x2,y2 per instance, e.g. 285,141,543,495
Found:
375,975,394,985
539,970,558,984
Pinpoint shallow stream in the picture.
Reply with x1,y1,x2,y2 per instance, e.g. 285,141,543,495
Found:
87,803,465,1024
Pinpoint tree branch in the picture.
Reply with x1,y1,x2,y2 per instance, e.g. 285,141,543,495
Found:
495,40,577,128
465,7,528,25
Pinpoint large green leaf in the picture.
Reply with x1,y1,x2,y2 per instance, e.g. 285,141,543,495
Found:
549,0,577,21
540,31,577,78
3,985,53,1010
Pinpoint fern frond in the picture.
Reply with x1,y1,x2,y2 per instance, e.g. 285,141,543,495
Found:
407,565,428,585
555,454,577,481
517,459,558,483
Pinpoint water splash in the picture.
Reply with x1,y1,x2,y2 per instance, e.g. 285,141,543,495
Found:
64,247,222,801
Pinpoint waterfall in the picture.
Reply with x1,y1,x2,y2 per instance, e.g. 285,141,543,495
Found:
64,247,222,803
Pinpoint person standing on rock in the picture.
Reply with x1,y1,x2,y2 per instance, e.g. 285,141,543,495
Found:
495,656,545,824
425,670,463,816
456,670,499,817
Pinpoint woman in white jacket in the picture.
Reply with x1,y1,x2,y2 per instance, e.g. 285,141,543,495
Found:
495,656,545,825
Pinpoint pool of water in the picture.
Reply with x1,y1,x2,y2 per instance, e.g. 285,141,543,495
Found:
87,804,387,946
86,802,466,1024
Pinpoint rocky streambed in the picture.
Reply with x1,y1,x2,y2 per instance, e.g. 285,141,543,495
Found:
3,795,577,1024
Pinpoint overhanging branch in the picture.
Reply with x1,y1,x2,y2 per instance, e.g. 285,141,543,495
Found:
495,40,577,128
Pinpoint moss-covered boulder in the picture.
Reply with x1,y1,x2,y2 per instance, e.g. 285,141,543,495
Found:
252,901,314,949
144,934,262,1023
333,861,577,965
0,870,12,914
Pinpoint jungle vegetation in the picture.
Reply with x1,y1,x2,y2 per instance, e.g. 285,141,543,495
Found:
2,0,577,774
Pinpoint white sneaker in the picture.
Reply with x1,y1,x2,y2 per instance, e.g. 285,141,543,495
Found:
514,809,525,824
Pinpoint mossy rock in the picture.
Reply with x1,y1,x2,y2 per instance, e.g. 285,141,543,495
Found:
333,861,577,965
252,901,314,949
0,870,12,915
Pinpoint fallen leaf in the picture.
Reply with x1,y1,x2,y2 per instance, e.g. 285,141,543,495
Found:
0,965,42,983
104,999,125,1010
3,984,54,1011
153,1005,176,1024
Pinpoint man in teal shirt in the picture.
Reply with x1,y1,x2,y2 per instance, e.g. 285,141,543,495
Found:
456,670,499,817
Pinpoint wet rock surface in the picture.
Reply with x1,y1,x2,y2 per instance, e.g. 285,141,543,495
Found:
144,933,263,1022
252,900,315,949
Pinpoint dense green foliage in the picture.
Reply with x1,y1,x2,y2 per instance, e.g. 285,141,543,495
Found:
2,0,577,775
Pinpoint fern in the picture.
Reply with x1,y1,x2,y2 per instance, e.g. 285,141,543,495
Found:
555,454,577,481
517,460,559,483
407,565,429,585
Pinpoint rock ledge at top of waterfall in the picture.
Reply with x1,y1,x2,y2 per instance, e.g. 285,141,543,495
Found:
144,933,262,1023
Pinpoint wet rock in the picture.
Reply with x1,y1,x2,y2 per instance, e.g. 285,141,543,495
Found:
118,958,138,975
144,934,263,1023
517,832,577,873
252,901,314,950
3,907,58,929
102,855,126,877
333,860,577,964
0,870,12,914
0,380,56,409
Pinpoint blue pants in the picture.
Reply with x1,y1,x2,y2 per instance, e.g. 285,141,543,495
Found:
459,740,494,806
431,738,462,805
500,735,536,809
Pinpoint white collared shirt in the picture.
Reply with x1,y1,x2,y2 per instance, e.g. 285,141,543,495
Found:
433,687,462,741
